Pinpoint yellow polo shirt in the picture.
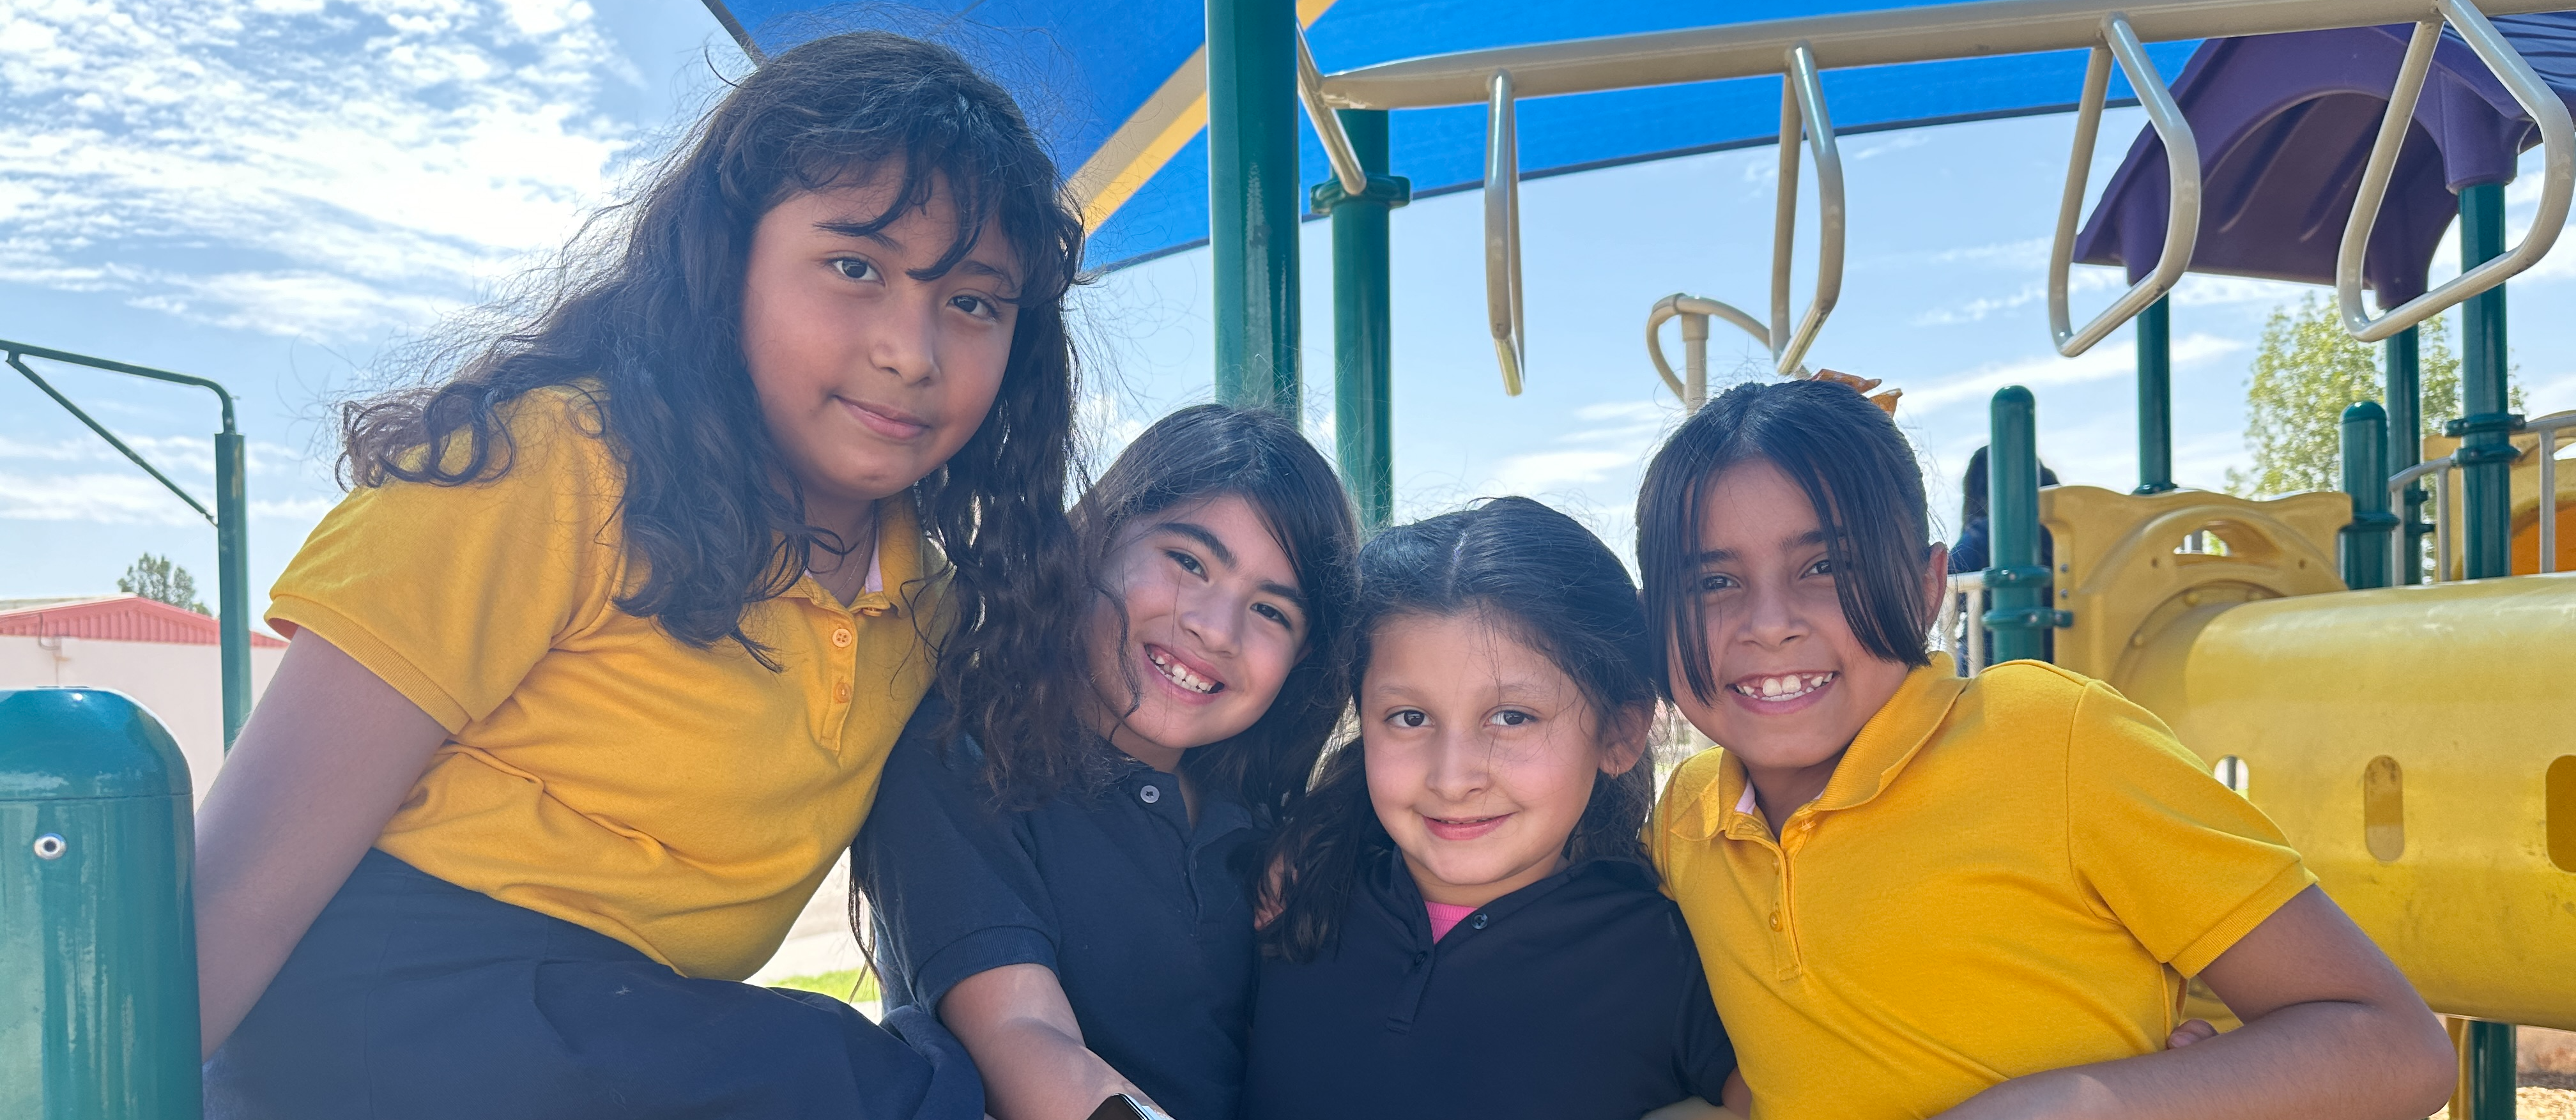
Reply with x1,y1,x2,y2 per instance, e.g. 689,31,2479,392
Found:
1653,656,2313,1120
268,385,947,981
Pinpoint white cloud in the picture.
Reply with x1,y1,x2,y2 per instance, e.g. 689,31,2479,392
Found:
1487,448,1637,496
0,0,640,342
0,470,211,525
1901,332,2246,411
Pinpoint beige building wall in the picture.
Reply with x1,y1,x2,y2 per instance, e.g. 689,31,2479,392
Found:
1,633,286,803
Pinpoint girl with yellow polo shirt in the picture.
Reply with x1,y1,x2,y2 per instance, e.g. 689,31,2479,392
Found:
1636,379,2456,1120
195,32,1080,1119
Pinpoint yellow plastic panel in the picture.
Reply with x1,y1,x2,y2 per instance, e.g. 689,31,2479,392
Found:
2120,574,2576,1029
2037,486,2347,682
2550,756,2576,873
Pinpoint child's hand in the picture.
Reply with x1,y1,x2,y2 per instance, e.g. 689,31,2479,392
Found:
2166,1019,2219,1048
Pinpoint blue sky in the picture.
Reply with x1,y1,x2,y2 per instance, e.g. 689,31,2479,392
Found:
6,0,2574,604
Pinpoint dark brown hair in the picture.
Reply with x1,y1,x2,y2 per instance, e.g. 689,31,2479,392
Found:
1636,379,1936,709
977,404,1362,818
1259,496,1660,963
335,31,1084,683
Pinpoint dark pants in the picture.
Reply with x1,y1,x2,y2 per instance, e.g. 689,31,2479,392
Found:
206,850,981,1119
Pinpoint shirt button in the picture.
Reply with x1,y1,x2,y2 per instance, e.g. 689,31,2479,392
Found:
833,680,852,703
1138,784,1161,804
831,627,853,648
1469,913,1489,930
1768,911,1783,931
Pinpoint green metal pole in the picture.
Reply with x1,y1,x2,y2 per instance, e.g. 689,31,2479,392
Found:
215,429,251,748
1314,110,1411,533
1208,0,1301,420
2340,401,2395,590
1983,387,2063,663
1,688,202,1119
2386,328,2426,585
2455,183,2517,581
2466,1019,2518,1120
2135,295,2176,494
7,341,249,748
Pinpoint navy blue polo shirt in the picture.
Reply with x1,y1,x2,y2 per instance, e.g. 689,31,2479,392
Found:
854,700,1263,1120
1239,851,1735,1120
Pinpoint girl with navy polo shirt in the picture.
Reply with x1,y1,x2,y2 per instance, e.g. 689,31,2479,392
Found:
855,404,1359,1120
1246,496,1744,1120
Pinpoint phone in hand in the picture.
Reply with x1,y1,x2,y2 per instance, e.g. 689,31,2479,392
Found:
1087,1094,1175,1120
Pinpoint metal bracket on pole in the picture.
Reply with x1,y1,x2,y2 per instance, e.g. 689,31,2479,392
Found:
1772,42,1844,376
1644,295,1811,411
1641,42,1841,408
2049,12,2200,358
1297,27,1368,198
1484,69,1525,395
2338,0,2574,342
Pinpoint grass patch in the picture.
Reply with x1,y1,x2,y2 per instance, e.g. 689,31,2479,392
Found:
771,967,880,1004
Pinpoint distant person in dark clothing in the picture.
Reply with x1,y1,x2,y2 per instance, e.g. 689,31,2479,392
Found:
1951,447,2060,667
1950,445,2060,574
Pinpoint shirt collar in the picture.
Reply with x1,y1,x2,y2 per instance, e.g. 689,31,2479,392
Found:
1680,652,1968,840
786,495,927,616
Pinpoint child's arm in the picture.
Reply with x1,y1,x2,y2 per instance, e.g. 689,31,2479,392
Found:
1930,886,2453,1120
940,963,1168,1120
192,632,450,1058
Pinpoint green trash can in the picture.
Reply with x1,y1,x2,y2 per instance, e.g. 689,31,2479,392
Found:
0,688,201,1119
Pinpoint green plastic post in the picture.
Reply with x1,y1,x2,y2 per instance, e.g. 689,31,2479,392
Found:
1313,109,1411,533
2466,1018,2518,1120
2340,401,2396,590
2135,295,2176,495
0,688,201,1119
1208,0,1301,421
2386,328,2426,585
215,431,250,748
2455,183,2517,580
1983,387,2064,663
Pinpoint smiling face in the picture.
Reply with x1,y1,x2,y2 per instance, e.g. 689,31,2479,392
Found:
1666,457,1944,813
739,169,1021,537
1363,610,1645,910
1085,493,1310,772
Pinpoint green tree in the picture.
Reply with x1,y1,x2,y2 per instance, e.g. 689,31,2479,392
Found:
119,553,208,615
2225,294,2485,498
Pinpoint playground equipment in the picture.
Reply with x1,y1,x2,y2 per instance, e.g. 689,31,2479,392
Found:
1643,42,1844,404
5,341,254,749
2409,411,2576,578
1,689,201,1118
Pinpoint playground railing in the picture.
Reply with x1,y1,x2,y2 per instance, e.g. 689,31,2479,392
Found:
1936,571,1992,675
2390,411,2576,580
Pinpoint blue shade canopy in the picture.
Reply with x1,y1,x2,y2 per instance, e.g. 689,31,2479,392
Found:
712,1,2193,269
2074,14,2576,307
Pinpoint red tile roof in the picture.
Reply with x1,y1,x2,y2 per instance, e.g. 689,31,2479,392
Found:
0,595,286,648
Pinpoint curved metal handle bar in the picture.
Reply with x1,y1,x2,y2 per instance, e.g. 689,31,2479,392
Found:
2048,12,2200,358
1772,42,1846,376
2338,0,2575,343
1646,294,1780,408
1485,68,1525,395
1297,28,1368,198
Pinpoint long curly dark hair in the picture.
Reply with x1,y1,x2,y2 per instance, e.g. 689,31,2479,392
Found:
1258,496,1662,963
977,404,1361,819
335,31,1084,680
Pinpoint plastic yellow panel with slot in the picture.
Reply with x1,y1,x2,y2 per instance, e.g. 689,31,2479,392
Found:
2035,486,2347,685
2118,576,2576,1029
